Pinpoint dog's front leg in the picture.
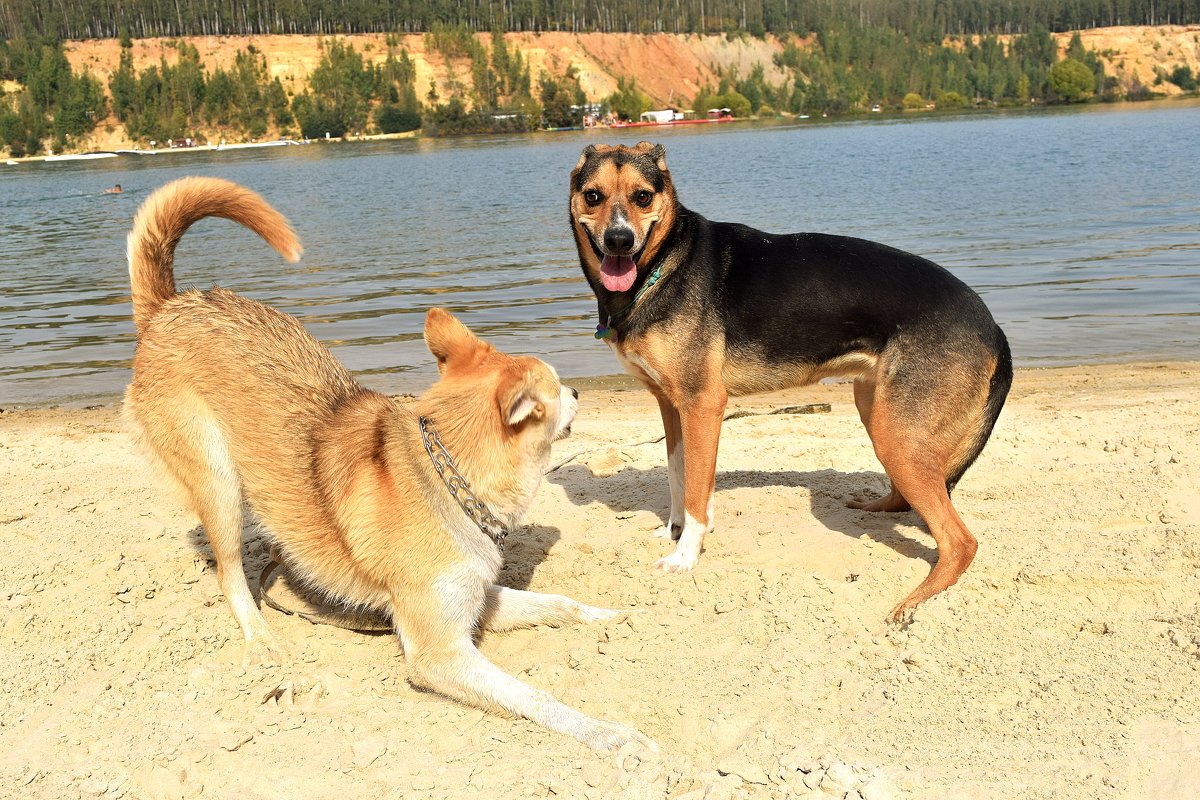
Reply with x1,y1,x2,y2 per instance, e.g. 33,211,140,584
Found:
655,386,726,573
652,393,685,540
480,585,626,632
394,570,653,752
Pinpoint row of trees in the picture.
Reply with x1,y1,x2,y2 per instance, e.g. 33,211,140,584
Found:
4,20,1198,155
0,37,106,155
3,0,1200,40
757,25,1120,115
108,39,294,143
0,30,595,153
675,27,1115,121
105,34,431,142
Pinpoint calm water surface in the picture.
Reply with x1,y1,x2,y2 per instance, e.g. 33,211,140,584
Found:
1,102,1198,407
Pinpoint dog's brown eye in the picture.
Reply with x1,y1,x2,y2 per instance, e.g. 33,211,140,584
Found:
634,190,653,207
583,190,602,206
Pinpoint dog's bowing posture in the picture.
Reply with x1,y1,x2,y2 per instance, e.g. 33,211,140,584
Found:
125,177,650,751
569,142,1012,619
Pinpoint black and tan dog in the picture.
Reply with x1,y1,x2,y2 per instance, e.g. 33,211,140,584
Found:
569,142,1012,619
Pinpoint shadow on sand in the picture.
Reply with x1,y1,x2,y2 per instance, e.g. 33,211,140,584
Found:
547,463,938,566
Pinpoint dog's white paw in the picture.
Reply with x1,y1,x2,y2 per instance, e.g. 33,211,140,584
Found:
654,550,697,573
581,720,659,753
578,605,643,625
577,604,626,624
241,633,287,670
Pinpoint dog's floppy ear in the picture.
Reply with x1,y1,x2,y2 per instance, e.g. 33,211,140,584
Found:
498,370,544,428
425,308,485,373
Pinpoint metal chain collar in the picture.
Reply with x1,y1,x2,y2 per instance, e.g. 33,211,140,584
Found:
418,416,510,551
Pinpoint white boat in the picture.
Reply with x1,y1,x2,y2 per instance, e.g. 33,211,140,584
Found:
213,140,303,150
44,152,118,161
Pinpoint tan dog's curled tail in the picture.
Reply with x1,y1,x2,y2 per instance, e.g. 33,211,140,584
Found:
127,176,302,332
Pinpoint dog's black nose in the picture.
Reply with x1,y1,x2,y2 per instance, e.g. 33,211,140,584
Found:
570,387,579,399
603,226,635,254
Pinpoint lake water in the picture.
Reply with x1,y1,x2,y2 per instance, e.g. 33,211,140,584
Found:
2,101,1198,407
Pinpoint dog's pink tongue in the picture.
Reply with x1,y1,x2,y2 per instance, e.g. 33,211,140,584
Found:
600,255,638,292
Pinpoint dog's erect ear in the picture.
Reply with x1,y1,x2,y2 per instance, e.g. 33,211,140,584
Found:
572,144,599,190
634,141,668,171
650,143,668,171
425,308,484,373
648,143,667,172
498,371,545,428
574,144,598,171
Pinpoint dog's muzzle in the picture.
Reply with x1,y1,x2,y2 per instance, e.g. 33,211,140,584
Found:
603,225,636,255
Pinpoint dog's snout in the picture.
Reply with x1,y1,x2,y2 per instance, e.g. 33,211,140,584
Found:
570,386,579,400
603,226,635,254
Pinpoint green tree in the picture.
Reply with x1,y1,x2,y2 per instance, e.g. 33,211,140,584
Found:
6,0,1200,41
735,65,766,113
110,38,136,121
380,45,420,116
1048,58,1094,103
1168,64,1198,91
374,103,421,133
606,77,650,121
230,50,268,137
539,70,581,128
304,39,374,135
51,67,106,146
0,90,48,156
293,94,347,138
721,90,752,117
937,90,969,108
266,78,294,130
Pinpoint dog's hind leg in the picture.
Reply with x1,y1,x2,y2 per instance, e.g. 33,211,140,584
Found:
865,374,984,620
394,568,653,751
847,377,911,512
153,409,281,665
480,585,625,633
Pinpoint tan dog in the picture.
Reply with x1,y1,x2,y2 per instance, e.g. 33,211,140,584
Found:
124,177,650,751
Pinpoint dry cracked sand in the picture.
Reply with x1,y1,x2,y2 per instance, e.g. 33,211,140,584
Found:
2,362,1199,799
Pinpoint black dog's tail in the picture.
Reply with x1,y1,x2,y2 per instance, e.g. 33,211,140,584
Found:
947,328,1013,494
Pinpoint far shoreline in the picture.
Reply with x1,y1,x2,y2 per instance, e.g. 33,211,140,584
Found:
6,95,1199,165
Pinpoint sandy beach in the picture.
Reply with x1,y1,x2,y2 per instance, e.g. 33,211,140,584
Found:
1,361,1198,799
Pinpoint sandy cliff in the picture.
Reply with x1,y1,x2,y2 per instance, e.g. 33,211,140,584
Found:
47,24,1200,152
63,25,1200,108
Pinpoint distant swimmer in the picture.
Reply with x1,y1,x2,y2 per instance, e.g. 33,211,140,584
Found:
104,184,123,194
